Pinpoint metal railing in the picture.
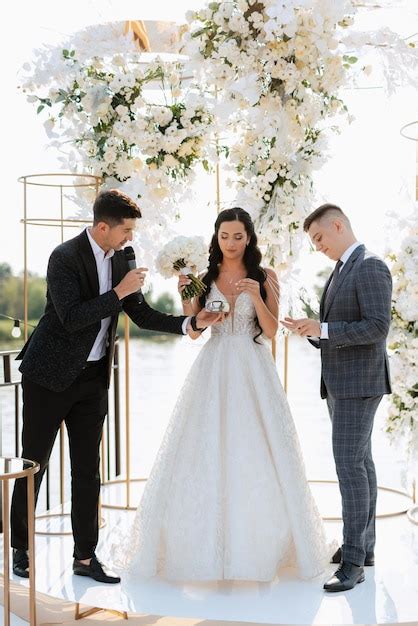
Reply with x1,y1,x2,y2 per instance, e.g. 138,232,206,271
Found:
0,340,121,527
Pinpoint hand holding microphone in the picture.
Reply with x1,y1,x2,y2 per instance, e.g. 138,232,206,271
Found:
114,246,147,301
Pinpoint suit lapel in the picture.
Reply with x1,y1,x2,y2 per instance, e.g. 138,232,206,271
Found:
322,245,365,320
78,230,100,297
111,252,124,288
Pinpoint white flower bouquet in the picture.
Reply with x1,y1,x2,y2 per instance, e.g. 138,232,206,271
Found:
156,235,208,301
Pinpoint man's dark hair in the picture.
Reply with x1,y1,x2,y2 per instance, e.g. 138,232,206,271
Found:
303,203,349,232
93,189,142,226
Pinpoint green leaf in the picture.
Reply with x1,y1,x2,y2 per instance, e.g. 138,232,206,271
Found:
343,55,358,64
36,105,44,114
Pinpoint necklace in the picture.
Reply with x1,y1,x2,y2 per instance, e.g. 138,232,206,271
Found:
219,269,246,294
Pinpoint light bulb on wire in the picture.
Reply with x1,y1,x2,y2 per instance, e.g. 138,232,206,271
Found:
11,319,22,338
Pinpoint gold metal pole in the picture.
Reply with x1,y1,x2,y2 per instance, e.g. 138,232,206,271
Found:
271,336,277,362
59,424,65,511
284,333,289,394
101,434,106,488
59,189,66,513
124,315,131,508
27,472,37,626
2,479,10,626
23,177,28,342
215,160,221,215
60,185,64,243
214,87,221,215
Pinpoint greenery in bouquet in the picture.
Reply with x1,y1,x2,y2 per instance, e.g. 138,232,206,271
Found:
156,235,208,301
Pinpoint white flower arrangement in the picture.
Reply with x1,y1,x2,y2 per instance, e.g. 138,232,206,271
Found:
386,207,418,462
156,235,208,301
20,23,214,206
183,0,358,271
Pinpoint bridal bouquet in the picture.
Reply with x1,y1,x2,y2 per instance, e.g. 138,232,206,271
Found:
156,235,208,301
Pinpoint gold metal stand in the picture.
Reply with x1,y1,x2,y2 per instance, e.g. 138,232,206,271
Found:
18,173,102,534
75,603,128,620
407,479,417,525
0,458,39,626
100,315,149,510
283,333,289,393
309,479,414,521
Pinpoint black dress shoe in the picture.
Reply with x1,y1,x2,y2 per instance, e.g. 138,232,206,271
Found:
13,549,29,578
73,554,120,584
324,562,365,592
331,547,375,566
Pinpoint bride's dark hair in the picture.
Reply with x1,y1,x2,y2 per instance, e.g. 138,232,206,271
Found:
199,207,267,341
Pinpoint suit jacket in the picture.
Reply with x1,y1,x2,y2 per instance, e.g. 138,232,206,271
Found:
315,244,392,399
17,230,186,392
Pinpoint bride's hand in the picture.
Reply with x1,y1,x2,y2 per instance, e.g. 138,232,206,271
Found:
178,274,192,299
236,278,261,303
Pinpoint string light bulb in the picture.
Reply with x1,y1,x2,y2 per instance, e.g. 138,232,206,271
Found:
11,319,22,338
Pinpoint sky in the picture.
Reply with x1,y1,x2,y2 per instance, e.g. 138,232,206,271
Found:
0,0,417,301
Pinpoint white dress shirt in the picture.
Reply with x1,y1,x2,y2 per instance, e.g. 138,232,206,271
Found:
86,228,115,361
86,229,189,354
320,242,362,340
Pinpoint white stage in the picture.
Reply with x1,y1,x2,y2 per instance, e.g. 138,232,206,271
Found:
2,483,417,625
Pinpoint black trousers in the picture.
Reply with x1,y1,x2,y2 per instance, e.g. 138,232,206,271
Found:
11,359,108,559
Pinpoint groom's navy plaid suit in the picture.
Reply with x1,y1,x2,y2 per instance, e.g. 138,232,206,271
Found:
315,244,392,566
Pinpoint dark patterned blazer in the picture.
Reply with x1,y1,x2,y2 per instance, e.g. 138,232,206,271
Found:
17,230,186,392
314,244,392,399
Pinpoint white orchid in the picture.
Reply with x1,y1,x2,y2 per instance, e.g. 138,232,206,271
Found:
386,206,418,461
184,0,356,274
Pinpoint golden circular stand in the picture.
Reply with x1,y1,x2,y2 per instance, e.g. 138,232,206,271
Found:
18,173,103,537
35,511,106,535
0,457,39,626
308,479,414,521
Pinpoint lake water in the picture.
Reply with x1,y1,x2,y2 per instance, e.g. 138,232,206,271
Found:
0,333,409,514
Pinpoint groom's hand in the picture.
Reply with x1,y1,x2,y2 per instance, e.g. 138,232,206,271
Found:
281,317,320,337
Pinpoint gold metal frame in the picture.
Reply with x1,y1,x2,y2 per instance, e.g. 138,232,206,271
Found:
308,479,414,521
75,603,128,620
18,173,102,534
0,458,39,626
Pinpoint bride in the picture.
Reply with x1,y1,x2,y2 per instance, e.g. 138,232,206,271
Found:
117,207,334,582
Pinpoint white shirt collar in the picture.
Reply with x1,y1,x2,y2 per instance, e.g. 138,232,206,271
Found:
86,227,115,260
340,241,362,266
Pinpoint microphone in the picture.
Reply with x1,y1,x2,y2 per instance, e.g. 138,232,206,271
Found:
123,246,144,304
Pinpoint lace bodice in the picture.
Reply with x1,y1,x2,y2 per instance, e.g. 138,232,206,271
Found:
208,282,258,337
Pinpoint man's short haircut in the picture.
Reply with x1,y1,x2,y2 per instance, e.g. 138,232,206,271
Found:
93,189,142,226
303,203,350,232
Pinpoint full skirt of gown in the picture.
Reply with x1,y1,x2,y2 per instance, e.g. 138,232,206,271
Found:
114,286,334,582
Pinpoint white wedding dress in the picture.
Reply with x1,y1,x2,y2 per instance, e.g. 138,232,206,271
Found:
117,283,334,582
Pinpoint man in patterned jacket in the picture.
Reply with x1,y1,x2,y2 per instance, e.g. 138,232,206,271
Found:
11,189,221,583
282,203,392,592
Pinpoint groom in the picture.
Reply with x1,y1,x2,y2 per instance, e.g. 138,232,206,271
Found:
282,203,392,592
11,188,220,583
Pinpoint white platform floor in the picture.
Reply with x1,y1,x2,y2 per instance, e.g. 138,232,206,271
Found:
2,484,417,625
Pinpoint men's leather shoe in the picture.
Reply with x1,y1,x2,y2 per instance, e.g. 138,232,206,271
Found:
331,547,375,566
324,562,365,592
73,554,120,584
13,549,29,578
